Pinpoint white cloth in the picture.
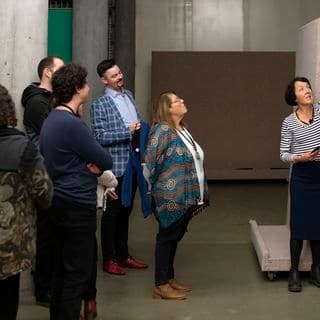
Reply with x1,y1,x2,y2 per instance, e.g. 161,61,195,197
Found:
176,128,205,204
97,170,118,210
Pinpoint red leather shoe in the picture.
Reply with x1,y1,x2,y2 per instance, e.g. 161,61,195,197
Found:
84,299,97,320
103,260,126,275
123,257,148,269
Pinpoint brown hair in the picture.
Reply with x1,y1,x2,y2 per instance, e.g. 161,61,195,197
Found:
37,55,63,79
152,91,186,129
0,84,17,127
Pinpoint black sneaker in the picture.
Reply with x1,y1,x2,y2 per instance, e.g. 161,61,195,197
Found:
288,269,302,292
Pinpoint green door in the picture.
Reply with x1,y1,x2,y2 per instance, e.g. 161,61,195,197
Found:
48,8,73,63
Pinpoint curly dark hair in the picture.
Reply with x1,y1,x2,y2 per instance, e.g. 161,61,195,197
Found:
51,64,88,105
0,84,17,127
285,77,312,106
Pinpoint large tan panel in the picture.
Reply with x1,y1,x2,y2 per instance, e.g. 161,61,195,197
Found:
151,52,294,179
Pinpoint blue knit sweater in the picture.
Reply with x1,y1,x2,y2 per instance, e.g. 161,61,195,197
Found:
40,109,113,207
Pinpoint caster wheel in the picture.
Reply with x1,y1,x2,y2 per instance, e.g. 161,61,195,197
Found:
267,271,276,281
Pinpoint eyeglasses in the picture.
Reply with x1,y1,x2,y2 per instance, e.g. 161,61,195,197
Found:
170,98,183,105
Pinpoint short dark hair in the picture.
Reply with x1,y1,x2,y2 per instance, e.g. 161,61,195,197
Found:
0,84,17,127
96,59,116,77
285,77,312,106
37,55,62,79
51,64,88,105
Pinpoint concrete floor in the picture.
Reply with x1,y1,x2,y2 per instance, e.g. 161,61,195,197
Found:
18,181,320,320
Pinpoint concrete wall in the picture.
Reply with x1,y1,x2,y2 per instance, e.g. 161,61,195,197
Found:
300,0,320,27
136,0,320,120
243,0,300,51
114,0,136,93
73,0,109,119
136,0,243,120
296,18,320,102
244,0,320,51
0,0,48,129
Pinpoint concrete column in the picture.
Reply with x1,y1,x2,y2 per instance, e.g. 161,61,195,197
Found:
73,0,109,113
0,0,48,129
114,0,136,94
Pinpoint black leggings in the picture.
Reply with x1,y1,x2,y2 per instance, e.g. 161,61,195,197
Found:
290,239,320,270
155,215,191,286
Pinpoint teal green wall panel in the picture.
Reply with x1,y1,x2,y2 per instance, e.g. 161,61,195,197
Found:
48,9,73,63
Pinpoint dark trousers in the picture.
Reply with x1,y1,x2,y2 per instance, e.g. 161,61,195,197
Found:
0,273,20,320
101,175,137,262
83,237,97,300
35,208,97,303
155,215,191,286
49,198,96,320
34,207,52,301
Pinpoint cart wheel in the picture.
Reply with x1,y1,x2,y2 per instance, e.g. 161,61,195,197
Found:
267,271,276,281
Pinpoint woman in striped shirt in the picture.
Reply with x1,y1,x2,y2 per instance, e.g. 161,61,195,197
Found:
280,77,320,292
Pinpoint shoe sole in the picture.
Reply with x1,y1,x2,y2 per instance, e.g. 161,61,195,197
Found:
309,279,320,287
288,286,302,292
153,293,186,300
102,267,126,275
36,301,50,308
103,270,126,275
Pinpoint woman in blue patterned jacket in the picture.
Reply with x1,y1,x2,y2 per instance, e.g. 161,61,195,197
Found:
143,91,209,300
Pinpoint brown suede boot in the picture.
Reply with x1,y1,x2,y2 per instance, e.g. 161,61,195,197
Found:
153,283,186,300
168,279,192,292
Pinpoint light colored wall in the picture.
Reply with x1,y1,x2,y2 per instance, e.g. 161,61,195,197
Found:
73,0,109,117
243,0,300,51
192,0,243,50
0,0,48,129
136,0,320,120
0,0,47,290
300,0,320,26
296,17,320,102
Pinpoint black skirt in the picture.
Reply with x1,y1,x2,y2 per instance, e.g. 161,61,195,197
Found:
290,161,320,240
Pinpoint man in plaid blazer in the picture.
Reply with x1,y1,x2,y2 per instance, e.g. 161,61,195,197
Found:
90,59,148,275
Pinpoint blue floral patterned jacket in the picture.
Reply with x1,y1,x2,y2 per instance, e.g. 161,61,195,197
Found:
143,124,209,228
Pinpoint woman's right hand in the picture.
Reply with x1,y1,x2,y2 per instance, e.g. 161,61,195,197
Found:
294,150,319,162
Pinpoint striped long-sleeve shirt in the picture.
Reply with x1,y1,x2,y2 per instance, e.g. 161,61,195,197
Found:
280,104,320,163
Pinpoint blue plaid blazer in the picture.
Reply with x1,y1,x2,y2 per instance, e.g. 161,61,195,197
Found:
90,89,140,177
